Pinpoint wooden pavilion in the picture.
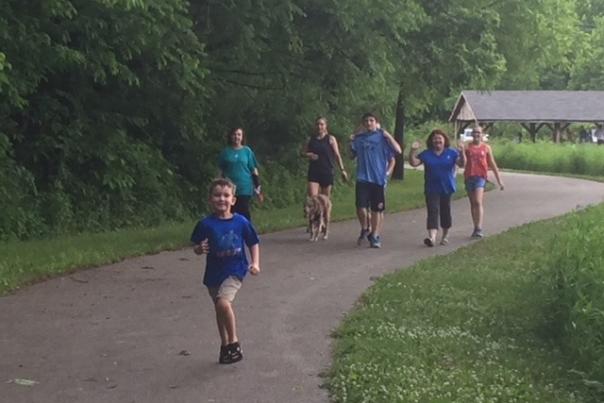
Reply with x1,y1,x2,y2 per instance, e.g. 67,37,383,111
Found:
449,90,604,142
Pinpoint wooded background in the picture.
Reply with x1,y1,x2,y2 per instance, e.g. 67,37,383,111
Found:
1,0,603,240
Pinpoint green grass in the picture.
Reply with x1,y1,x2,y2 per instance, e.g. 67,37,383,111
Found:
492,140,604,177
328,206,604,403
0,169,466,295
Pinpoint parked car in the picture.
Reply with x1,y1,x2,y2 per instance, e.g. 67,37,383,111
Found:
459,128,489,142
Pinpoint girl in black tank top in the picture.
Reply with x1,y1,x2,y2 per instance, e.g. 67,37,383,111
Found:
304,117,348,198
307,134,335,175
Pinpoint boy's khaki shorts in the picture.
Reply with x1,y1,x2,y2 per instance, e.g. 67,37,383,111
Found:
207,276,242,303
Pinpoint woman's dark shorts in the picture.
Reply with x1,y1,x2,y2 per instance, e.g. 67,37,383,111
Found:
308,170,334,188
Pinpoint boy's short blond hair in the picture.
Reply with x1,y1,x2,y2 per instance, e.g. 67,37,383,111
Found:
208,178,237,195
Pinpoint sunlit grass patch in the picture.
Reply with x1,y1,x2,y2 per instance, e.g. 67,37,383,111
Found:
329,208,603,402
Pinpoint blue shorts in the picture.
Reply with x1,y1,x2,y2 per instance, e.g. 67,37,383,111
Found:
465,176,486,192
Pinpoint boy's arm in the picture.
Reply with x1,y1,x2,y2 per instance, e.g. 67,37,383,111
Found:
193,239,209,255
248,243,260,275
382,130,402,154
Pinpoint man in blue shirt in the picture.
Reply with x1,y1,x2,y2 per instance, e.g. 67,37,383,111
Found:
350,113,402,248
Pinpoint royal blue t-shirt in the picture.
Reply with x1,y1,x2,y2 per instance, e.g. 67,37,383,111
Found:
351,130,397,186
190,213,260,287
418,148,459,195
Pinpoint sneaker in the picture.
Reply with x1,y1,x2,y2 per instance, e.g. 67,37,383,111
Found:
368,234,382,248
357,229,370,246
218,345,229,364
220,342,243,364
471,229,484,239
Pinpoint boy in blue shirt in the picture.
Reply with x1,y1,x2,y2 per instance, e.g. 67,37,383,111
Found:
350,113,402,248
191,178,260,364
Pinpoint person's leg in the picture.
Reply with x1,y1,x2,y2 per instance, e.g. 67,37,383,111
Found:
214,277,243,364
425,193,439,245
469,188,484,235
367,184,385,247
356,207,369,230
318,174,334,198
215,298,238,344
307,181,320,197
355,183,371,244
439,194,452,244
319,185,332,198
370,211,382,236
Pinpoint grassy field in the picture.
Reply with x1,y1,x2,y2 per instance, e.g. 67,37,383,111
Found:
0,169,466,295
328,204,604,403
492,140,604,177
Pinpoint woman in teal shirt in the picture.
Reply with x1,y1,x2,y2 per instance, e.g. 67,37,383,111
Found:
218,127,262,221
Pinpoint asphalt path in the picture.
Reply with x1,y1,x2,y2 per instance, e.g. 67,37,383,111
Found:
2,172,604,403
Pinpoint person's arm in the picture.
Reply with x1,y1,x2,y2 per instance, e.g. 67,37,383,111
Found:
248,243,260,275
349,136,357,160
382,130,402,154
193,239,209,255
456,141,466,168
386,156,396,178
329,135,348,181
191,221,209,255
408,141,422,167
302,142,318,160
486,145,504,190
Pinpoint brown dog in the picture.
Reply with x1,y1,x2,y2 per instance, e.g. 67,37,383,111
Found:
303,194,332,242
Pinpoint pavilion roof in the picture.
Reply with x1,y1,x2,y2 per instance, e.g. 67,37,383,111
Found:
449,90,604,123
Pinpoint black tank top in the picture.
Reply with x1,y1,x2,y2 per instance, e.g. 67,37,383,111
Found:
308,135,335,174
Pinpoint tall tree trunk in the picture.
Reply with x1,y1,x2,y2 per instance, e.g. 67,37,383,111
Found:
392,88,405,180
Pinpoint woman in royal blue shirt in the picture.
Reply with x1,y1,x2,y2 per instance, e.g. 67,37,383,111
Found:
409,129,465,246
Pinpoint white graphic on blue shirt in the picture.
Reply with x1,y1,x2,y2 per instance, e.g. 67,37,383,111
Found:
215,230,243,257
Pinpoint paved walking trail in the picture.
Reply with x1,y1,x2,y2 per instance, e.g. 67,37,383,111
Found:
2,172,604,403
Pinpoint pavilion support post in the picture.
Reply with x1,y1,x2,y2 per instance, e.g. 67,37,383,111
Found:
553,122,561,143
530,123,537,142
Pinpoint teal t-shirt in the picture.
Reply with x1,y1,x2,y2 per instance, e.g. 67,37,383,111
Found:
218,146,258,196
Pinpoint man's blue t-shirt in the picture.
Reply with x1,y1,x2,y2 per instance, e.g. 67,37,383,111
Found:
218,146,258,196
190,213,260,287
418,148,459,195
351,130,397,186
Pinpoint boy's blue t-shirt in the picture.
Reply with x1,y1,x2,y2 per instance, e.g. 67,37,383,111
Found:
190,213,260,287
351,130,397,186
418,148,459,195
218,146,258,196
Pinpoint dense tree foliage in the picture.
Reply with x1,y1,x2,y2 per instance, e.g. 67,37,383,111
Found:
1,0,603,240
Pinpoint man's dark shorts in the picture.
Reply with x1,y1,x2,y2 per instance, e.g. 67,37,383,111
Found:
355,181,385,212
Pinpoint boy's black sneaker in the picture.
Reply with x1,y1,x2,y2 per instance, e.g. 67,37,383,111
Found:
219,342,243,364
218,345,230,364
